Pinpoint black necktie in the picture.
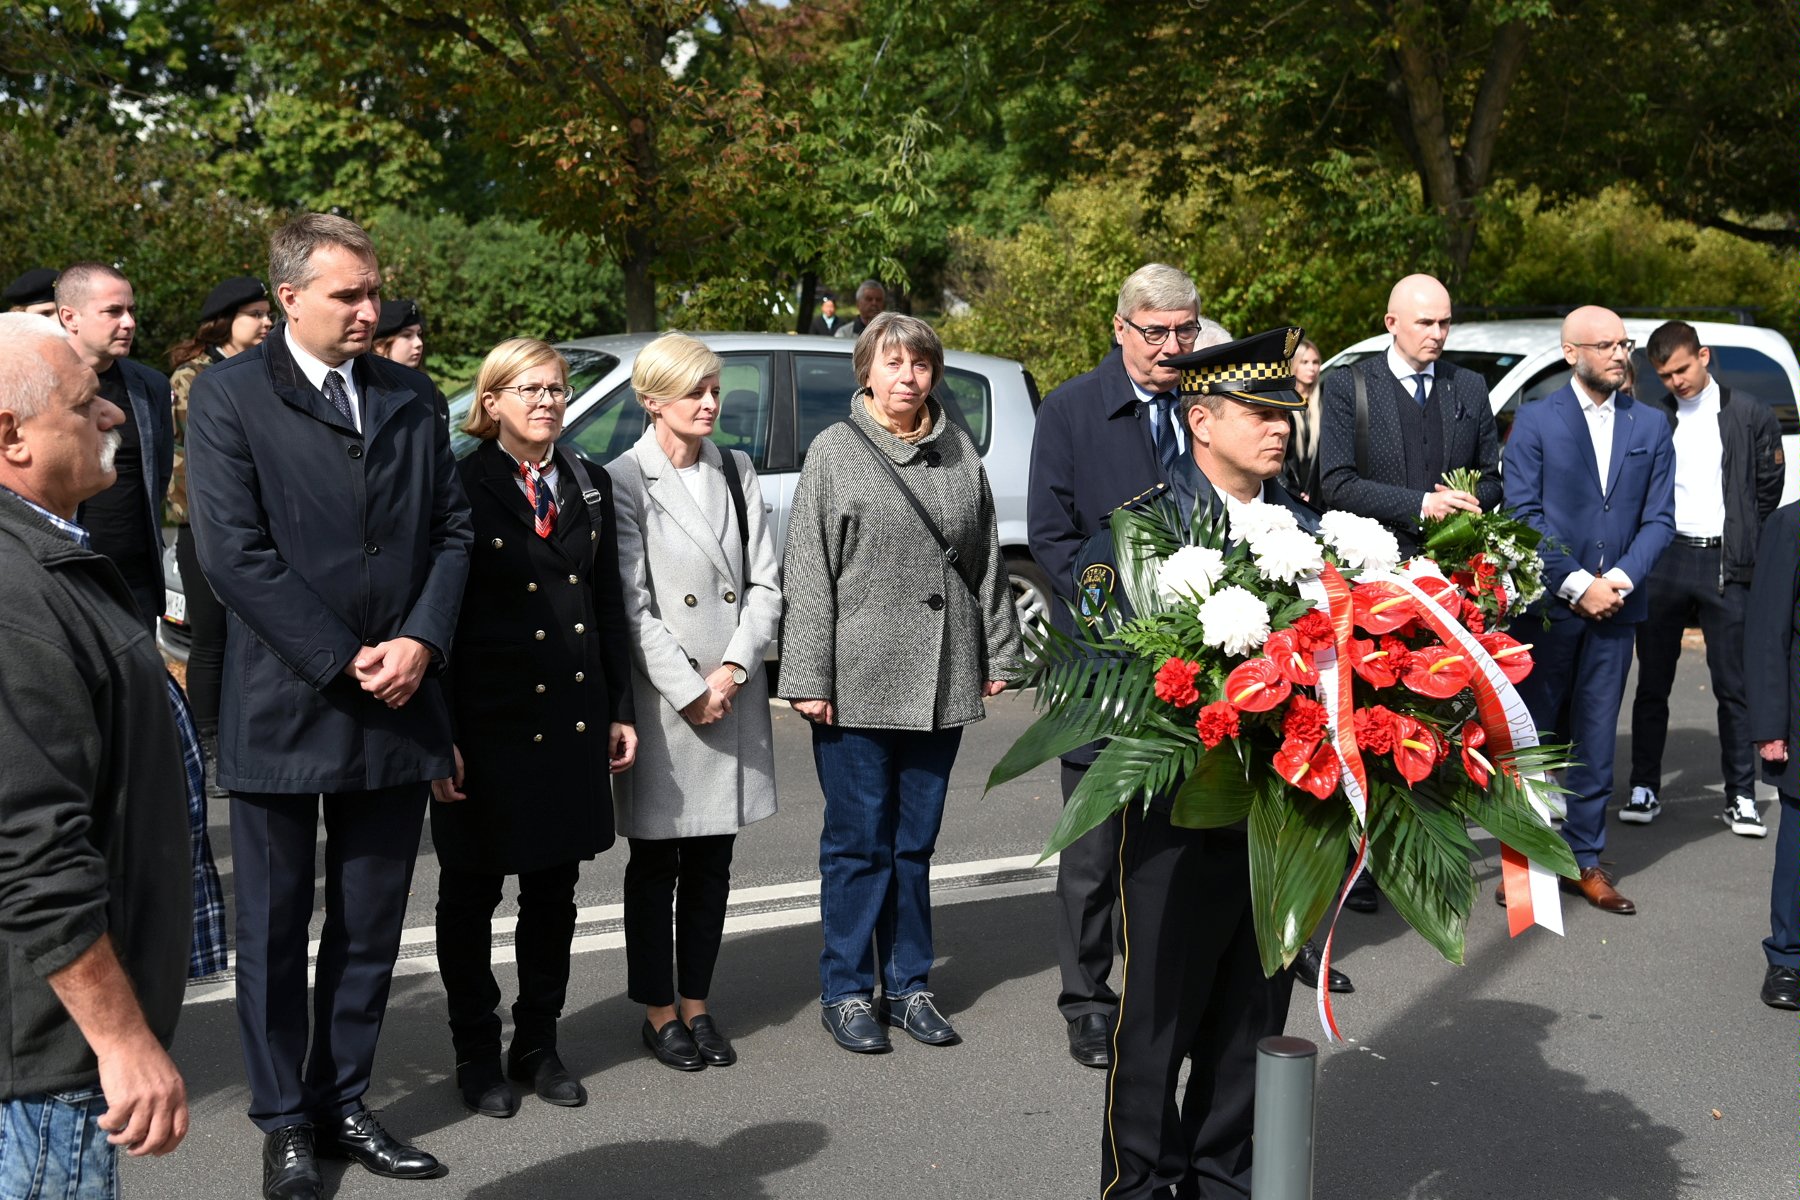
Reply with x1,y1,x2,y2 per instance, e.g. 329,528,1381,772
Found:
323,368,356,427
1151,393,1180,473
1412,373,1429,409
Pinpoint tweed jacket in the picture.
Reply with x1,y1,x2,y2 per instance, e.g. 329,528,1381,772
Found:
606,429,781,839
779,394,1024,731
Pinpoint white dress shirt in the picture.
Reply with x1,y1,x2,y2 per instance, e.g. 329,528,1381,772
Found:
1670,376,1726,538
285,326,363,433
1385,343,1436,401
1556,377,1633,604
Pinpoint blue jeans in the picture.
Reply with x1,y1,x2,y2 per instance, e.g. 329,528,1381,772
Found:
813,724,963,1005
0,1088,117,1200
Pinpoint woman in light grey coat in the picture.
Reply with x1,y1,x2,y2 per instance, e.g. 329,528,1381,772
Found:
780,312,1024,1054
606,332,781,1073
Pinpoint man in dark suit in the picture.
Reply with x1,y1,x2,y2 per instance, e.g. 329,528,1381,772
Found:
1028,263,1207,1069
188,213,473,1200
1744,501,1800,1009
1317,273,1502,555
1501,304,1675,915
807,293,845,336
835,279,886,339
54,263,173,630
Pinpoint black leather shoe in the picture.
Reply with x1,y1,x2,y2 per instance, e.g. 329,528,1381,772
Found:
1293,940,1354,993
261,1123,320,1200
686,1015,737,1066
1762,965,1800,1011
507,1047,586,1106
456,1057,518,1118
642,1018,706,1071
821,996,891,1053
885,991,960,1046
1344,874,1380,914
317,1108,441,1179
1066,1013,1112,1068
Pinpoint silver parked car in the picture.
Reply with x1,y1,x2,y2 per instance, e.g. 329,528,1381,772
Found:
161,332,1049,662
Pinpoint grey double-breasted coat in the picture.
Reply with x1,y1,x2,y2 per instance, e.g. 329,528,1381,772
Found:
606,428,781,839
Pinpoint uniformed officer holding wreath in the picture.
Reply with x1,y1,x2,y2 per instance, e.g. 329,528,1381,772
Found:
1076,328,1309,1200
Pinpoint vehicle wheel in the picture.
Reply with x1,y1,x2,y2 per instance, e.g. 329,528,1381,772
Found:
1007,555,1054,653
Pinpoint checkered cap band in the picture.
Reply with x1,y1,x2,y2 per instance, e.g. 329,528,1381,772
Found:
1182,360,1291,395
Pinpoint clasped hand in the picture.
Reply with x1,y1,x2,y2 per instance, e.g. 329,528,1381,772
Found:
1575,577,1627,620
344,637,430,708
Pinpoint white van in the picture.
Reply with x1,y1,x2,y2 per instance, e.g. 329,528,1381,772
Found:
1322,318,1800,503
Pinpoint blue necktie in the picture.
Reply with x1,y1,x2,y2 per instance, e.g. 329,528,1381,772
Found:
1412,373,1429,409
323,368,356,427
1151,393,1180,472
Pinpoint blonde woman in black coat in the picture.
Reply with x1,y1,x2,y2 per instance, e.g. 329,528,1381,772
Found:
431,338,637,1117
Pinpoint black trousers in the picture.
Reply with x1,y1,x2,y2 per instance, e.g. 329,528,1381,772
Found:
1630,540,1754,797
1101,804,1293,1200
231,786,426,1134
174,522,227,736
1056,761,1121,1021
435,860,581,1062
623,835,735,1007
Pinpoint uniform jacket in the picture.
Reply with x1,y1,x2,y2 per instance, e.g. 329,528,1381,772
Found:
432,440,635,873
607,429,782,839
1640,385,1784,585
1501,384,1676,625
779,395,1024,731
1744,501,1800,795
78,356,173,565
0,491,189,1097
186,332,473,793
1317,355,1502,552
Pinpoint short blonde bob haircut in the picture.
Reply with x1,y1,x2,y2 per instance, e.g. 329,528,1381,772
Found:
462,337,567,440
851,312,943,393
632,331,722,416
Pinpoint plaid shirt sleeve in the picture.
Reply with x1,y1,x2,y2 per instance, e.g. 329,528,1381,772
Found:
163,673,229,979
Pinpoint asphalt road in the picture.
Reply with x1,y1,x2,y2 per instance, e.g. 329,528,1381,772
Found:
132,649,1792,1199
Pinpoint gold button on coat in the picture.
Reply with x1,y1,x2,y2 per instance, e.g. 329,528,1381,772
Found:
575,721,587,732
590,530,597,541
568,574,579,584
574,623,585,634
724,590,737,603
574,671,585,682
533,733,543,743
534,630,546,641
491,537,504,549
527,582,538,592
684,594,697,607
535,684,546,693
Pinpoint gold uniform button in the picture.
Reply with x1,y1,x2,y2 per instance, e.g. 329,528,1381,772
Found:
527,582,538,592
533,733,543,743
684,594,698,607
574,671,585,682
535,684,546,694
568,574,579,584
574,622,585,634
491,537,504,549
575,721,587,733
590,530,598,542
534,630,546,641
724,590,737,604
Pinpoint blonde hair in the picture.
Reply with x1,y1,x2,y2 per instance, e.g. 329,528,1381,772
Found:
462,337,566,440
632,332,722,416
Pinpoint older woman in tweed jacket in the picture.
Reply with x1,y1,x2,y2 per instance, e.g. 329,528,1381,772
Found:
780,312,1024,1054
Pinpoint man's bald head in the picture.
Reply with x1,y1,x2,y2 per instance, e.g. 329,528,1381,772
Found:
1560,305,1631,398
1383,273,1452,371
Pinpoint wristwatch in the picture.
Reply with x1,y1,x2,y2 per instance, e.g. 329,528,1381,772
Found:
727,663,748,686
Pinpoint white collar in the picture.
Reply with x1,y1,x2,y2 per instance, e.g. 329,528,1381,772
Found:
1386,343,1436,384
1676,375,1720,414
1571,376,1616,412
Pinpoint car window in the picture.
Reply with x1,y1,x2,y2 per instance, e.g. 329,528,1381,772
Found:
1631,346,1798,435
1494,363,1571,441
1439,350,1529,391
793,353,988,465
562,352,773,468
447,349,617,460
940,367,992,452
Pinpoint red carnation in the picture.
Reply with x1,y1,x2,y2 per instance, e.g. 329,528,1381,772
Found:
1154,657,1202,708
1282,694,1329,747
1459,594,1487,633
1196,701,1241,749
1353,705,1400,755
1379,635,1414,673
1292,609,1335,651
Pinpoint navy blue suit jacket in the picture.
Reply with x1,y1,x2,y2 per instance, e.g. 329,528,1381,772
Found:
1501,384,1675,625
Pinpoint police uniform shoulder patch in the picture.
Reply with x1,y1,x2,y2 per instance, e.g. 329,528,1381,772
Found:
1079,562,1117,620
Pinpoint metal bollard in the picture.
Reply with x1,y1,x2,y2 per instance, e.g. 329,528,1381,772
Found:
1251,1035,1318,1200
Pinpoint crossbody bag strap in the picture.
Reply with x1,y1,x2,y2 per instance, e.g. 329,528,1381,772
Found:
1353,360,1371,478
838,420,979,599
714,445,752,584
559,452,608,527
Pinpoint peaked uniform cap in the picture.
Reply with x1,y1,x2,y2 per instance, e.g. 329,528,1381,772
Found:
1165,325,1307,409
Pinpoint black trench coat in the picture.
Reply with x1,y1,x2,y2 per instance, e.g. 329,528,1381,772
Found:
432,438,635,875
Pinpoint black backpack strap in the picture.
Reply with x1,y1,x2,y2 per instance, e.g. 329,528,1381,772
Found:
1353,360,1371,478
715,445,752,582
839,420,980,599
559,453,607,526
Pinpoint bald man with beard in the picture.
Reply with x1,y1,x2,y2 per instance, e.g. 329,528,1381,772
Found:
1317,273,1502,554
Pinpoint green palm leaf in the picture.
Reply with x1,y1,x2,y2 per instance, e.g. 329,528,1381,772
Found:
1040,731,1203,860
1247,774,1355,976
1469,769,1580,879
1364,783,1479,966
1169,744,1260,829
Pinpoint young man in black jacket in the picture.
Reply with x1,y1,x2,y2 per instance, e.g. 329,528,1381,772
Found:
1625,321,1785,836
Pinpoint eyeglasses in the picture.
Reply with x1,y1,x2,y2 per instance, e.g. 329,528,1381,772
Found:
495,383,573,406
1120,317,1203,347
1569,338,1636,357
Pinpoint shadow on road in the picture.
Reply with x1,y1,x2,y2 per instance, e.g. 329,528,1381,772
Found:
461,1121,830,1200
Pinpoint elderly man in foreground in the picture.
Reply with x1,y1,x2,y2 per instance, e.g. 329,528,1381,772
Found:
0,313,192,1195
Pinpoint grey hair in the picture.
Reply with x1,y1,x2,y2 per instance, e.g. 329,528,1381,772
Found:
269,213,377,295
851,312,943,392
0,312,74,422
855,278,886,301
1181,319,1242,417
1116,263,1200,320
54,262,128,313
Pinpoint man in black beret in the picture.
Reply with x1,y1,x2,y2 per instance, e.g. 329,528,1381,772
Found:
3,268,59,317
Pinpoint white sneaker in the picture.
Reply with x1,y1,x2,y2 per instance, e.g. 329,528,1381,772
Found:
1620,786,1661,824
1725,795,1768,838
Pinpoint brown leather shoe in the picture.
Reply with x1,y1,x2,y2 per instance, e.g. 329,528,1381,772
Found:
1564,866,1635,914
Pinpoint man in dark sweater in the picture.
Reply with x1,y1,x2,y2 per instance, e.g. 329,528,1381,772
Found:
54,262,174,630
0,313,192,1190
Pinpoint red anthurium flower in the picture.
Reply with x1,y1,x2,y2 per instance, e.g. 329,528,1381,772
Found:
1459,720,1494,787
1416,574,1460,612
1476,630,1534,684
1195,701,1241,748
1352,581,1416,633
1274,735,1341,800
1403,643,1474,699
1349,636,1402,688
1154,657,1202,707
1391,716,1441,784
1291,609,1336,652
1223,658,1292,713
1262,628,1319,686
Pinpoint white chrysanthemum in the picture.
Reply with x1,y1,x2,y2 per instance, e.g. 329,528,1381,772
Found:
1318,510,1401,573
1399,557,1449,584
1250,527,1325,584
1158,545,1227,602
1197,584,1272,657
1228,503,1301,543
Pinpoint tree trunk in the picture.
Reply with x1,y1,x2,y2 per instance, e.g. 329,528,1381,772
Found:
795,269,818,336
622,226,657,332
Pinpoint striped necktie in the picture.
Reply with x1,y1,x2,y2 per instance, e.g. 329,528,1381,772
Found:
521,460,557,538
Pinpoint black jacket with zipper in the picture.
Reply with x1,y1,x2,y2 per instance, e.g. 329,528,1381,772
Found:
1642,386,1784,585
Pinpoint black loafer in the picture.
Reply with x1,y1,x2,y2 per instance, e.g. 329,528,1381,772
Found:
261,1123,321,1200
642,1018,706,1071
508,1047,587,1106
1067,1013,1112,1068
885,991,960,1046
456,1058,518,1118
1344,874,1380,914
1293,940,1353,993
317,1108,441,1179
1762,964,1800,1011
821,996,891,1053
686,1015,737,1066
